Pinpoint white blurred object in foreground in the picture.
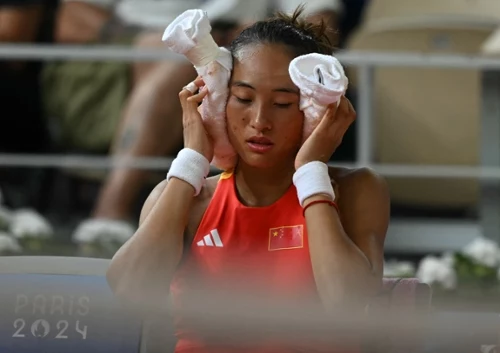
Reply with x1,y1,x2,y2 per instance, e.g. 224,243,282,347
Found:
462,236,500,268
10,209,54,239
416,255,457,290
72,219,135,245
0,206,13,231
383,260,415,277
0,232,22,254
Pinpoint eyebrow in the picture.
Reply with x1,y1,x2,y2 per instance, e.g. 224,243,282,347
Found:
232,81,299,94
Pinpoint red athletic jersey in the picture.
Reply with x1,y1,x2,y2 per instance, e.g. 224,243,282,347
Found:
170,172,358,353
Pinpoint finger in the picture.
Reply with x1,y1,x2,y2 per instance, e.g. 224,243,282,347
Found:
314,98,346,133
336,96,350,116
184,77,205,94
311,105,336,135
321,103,337,122
323,97,346,123
179,77,206,101
184,81,198,94
346,99,357,121
193,76,205,87
186,86,209,106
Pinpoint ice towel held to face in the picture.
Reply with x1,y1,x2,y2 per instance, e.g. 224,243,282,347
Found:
163,9,349,170
162,9,236,170
289,53,349,141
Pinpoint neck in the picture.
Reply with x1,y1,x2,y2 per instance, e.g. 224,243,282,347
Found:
233,161,295,207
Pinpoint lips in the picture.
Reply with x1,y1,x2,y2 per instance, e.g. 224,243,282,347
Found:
247,136,273,145
246,136,274,153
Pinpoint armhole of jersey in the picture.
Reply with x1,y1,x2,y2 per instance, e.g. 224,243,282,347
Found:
186,172,232,248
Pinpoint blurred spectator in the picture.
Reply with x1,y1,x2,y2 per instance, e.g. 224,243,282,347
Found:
48,0,265,240
42,0,212,154
0,0,57,153
0,0,58,209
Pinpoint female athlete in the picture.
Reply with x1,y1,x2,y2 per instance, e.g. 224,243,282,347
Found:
107,6,390,353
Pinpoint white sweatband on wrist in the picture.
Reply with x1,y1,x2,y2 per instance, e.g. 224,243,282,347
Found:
293,161,335,207
166,148,210,196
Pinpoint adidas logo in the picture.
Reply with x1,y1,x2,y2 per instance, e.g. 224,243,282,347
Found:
197,229,223,247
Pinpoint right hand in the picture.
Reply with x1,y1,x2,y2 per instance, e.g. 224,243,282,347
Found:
179,76,214,162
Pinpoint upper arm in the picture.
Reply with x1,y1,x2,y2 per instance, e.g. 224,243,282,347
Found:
139,180,169,226
339,168,390,277
0,3,44,42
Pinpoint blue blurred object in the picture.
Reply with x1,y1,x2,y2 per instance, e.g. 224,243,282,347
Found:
0,258,143,353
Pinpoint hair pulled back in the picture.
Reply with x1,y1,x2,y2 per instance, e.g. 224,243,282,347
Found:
230,5,334,58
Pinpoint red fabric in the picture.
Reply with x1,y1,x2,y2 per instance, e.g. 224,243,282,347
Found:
169,172,359,353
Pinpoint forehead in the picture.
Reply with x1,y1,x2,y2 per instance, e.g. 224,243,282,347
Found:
232,44,295,86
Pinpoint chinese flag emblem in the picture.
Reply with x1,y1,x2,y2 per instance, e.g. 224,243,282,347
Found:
268,225,304,251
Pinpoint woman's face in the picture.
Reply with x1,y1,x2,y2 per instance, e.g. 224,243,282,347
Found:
226,43,304,169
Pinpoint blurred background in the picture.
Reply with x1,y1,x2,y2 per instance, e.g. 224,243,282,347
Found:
2,0,500,346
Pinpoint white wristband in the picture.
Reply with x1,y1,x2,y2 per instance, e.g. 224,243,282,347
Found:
166,148,210,196
293,161,335,207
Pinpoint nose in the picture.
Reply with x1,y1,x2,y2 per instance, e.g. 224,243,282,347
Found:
249,103,272,132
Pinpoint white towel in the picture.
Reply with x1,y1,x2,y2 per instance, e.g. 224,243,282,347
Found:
289,53,349,141
162,9,237,171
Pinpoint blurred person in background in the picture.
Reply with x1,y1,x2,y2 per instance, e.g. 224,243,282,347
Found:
41,0,264,239
69,0,268,241
43,0,232,158
0,0,58,208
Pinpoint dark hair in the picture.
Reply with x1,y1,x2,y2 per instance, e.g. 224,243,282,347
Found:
230,5,335,58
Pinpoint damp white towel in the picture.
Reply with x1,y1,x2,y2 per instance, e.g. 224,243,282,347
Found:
289,53,349,141
162,9,236,171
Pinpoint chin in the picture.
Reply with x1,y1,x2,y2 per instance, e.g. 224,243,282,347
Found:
239,152,286,170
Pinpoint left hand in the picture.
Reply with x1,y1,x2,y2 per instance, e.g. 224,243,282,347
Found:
295,97,356,170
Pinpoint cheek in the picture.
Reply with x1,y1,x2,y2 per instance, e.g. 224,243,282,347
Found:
226,101,247,140
277,111,304,144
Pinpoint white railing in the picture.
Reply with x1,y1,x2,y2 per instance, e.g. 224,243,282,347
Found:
4,154,500,180
3,44,500,68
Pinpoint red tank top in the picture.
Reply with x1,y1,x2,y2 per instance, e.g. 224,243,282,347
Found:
170,172,357,353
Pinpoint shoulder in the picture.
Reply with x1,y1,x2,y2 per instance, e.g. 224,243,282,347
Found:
329,166,387,192
139,175,221,227
328,166,390,209
329,166,390,241
140,175,220,242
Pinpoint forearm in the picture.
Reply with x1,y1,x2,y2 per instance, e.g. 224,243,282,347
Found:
305,196,378,310
107,179,195,309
